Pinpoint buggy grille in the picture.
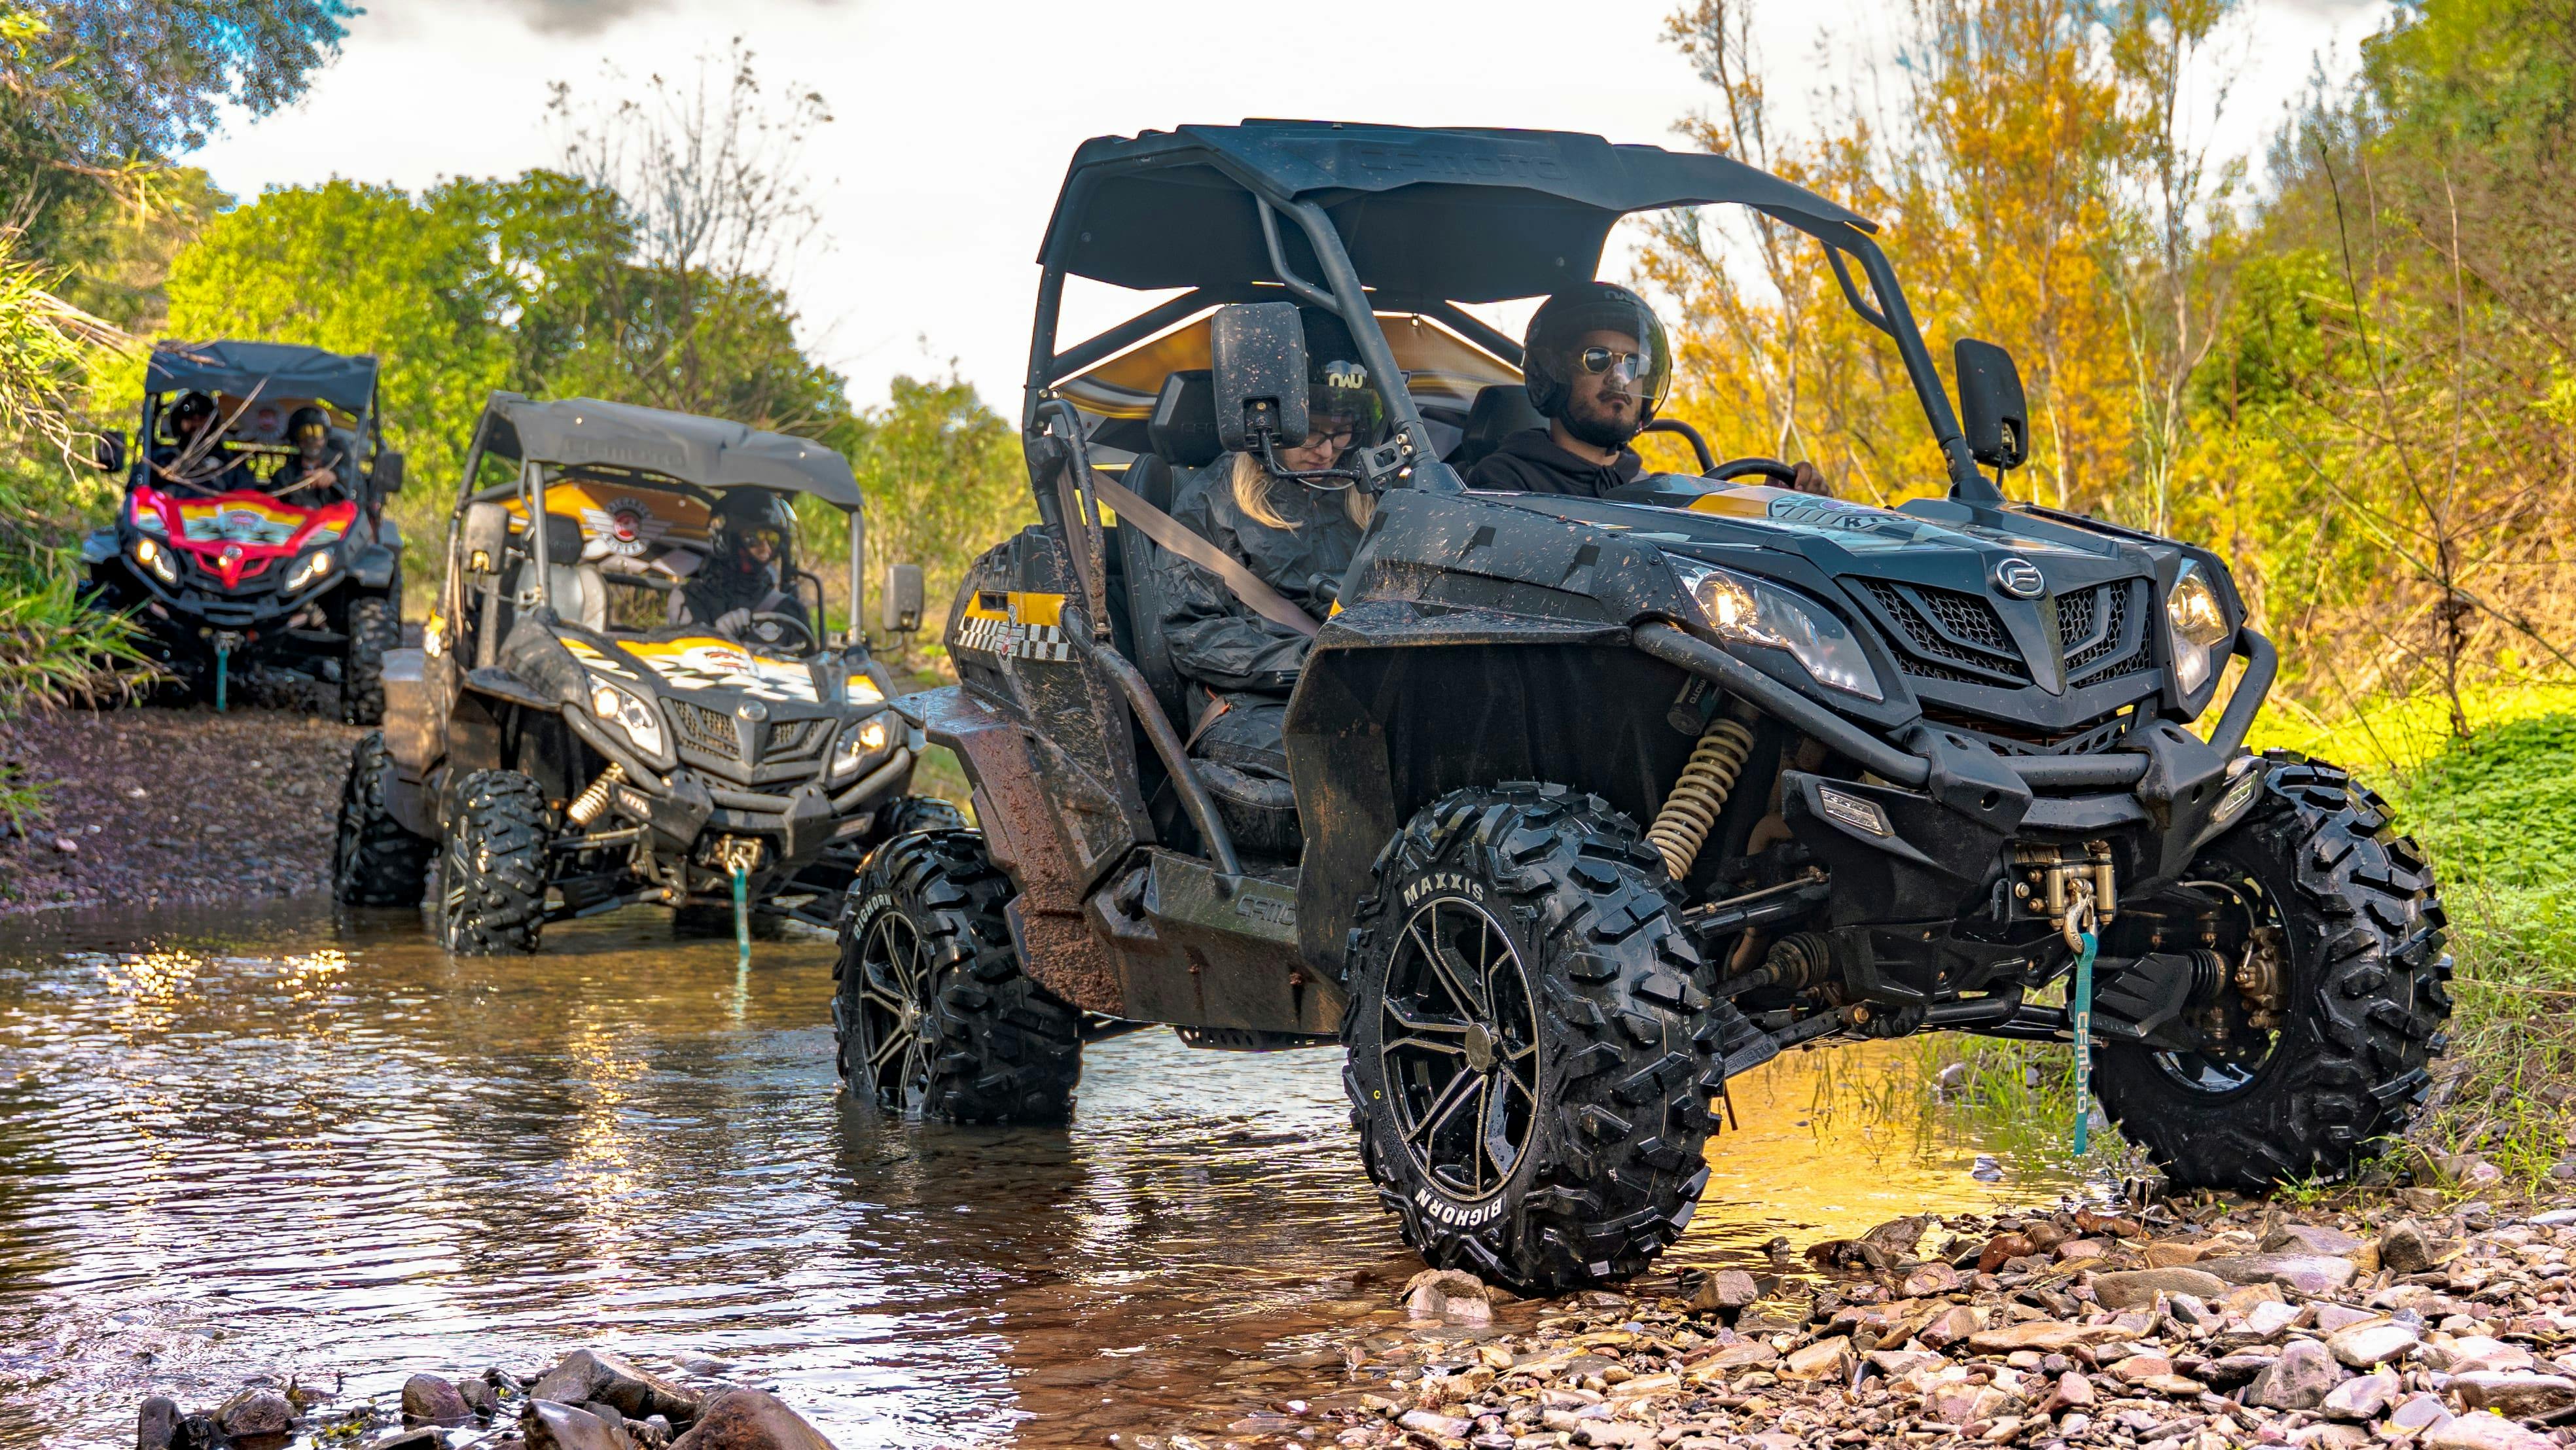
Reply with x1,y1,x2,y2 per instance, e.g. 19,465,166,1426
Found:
670,698,740,757
763,718,831,762
1857,580,2030,684
2060,580,2153,682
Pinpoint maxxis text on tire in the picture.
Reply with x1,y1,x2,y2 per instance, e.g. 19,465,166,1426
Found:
340,595,400,726
2094,751,2452,1192
437,768,552,955
832,830,1081,1124
1343,782,1735,1294
332,730,433,906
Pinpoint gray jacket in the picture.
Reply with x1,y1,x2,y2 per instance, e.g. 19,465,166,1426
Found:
1153,454,1363,696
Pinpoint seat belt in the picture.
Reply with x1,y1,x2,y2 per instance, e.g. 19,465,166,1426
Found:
1090,470,1321,639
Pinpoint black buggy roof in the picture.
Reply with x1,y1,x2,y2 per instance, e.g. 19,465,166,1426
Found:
146,340,379,414
1039,121,1876,304
474,393,863,508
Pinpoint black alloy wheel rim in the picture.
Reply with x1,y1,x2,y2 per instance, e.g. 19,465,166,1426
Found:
2153,868,2287,1096
851,912,934,1110
1379,896,1542,1201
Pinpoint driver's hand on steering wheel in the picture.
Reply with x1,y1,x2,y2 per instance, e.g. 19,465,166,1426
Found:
713,607,754,640
1789,461,1834,497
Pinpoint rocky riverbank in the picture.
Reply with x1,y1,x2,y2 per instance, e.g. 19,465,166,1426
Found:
1111,1194,2576,1450
137,1347,838,1449
0,703,359,913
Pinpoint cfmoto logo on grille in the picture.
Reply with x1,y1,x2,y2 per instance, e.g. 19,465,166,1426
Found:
1992,557,2047,599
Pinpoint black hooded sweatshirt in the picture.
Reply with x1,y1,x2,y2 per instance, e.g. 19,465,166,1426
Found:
1464,426,1644,497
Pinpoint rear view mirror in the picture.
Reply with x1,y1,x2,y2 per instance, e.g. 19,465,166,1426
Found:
1954,339,2028,471
881,563,925,634
92,429,126,475
459,501,510,575
370,447,406,495
1211,302,1308,451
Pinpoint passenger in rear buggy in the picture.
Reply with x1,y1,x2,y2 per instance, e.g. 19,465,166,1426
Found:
1152,308,1382,860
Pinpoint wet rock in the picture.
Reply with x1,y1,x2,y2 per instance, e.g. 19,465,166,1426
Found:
1689,1268,1761,1313
402,1373,472,1426
459,1377,500,1419
2092,1267,2229,1310
532,1349,702,1426
137,1395,179,1450
2250,1339,2345,1411
2326,1317,2420,1368
216,1387,295,1442
1979,1233,2036,1273
1901,1262,1961,1297
668,1389,838,1449
2322,1368,2400,1421
2424,1411,2557,1450
2382,1220,2456,1275
526,1398,630,1450
2194,1253,2361,1295
2452,1373,2576,1421
2266,1224,2368,1256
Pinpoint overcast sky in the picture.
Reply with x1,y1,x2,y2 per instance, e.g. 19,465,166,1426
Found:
188,0,2393,414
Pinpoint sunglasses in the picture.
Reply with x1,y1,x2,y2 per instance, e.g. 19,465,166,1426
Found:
1577,346,1653,379
1302,425,1358,450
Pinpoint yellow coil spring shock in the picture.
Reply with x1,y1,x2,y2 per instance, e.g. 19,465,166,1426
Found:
1646,715,1757,881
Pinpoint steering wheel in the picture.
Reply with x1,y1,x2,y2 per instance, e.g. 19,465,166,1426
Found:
740,611,816,654
1707,457,1802,485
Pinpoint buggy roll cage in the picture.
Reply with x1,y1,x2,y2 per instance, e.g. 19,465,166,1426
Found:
139,339,387,478
1012,122,2010,877
445,392,868,649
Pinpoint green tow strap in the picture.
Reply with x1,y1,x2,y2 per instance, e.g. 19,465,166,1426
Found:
213,643,229,713
2071,927,2100,1156
732,861,751,970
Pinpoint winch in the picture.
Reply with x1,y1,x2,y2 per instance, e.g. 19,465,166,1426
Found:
2011,840,2115,949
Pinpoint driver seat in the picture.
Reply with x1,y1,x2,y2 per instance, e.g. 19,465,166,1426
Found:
1114,369,1221,731
509,513,608,633
1452,383,1547,472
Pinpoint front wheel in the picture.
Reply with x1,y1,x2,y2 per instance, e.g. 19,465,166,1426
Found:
333,730,433,906
340,595,399,726
2094,753,2451,1190
437,769,552,955
1344,783,1744,1294
832,831,1082,1123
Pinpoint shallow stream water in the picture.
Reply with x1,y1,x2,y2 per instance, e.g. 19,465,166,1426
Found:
0,900,2078,1447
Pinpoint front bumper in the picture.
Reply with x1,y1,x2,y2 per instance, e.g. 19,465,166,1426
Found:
562,708,916,870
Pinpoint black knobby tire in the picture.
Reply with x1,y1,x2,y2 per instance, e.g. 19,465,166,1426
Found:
2094,752,2452,1191
672,903,788,940
333,730,435,906
1343,783,1728,1294
831,830,1082,1123
437,769,552,955
340,595,400,726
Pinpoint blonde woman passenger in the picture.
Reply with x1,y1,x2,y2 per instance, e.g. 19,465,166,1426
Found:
1153,308,1384,860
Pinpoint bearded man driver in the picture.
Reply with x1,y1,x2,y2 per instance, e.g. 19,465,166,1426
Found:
1467,282,1829,497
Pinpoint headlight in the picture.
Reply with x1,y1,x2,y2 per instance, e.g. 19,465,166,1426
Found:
133,536,177,584
283,550,334,592
2166,560,2232,694
831,716,893,779
588,679,666,757
1673,561,1884,701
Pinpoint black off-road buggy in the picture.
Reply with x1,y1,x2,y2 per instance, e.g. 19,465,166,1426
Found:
332,392,954,952
80,340,408,721
837,122,2451,1291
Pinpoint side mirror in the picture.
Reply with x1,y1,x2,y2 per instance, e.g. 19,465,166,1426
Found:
370,448,406,495
1210,301,1308,452
92,429,127,475
1954,339,2028,470
459,501,510,575
881,563,925,634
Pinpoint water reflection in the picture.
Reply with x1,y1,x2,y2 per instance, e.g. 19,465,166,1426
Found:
0,900,2070,1447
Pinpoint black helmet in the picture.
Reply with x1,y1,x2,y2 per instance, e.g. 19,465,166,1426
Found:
1298,309,1387,451
287,405,331,449
168,390,216,436
1521,282,1672,426
708,488,794,569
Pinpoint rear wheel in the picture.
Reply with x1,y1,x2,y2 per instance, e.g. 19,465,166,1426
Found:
2094,753,2451,1190
1344,783,1738,1294
832,830,1082,1123
333,730,433,906
437,769,552,955
340,596,399,726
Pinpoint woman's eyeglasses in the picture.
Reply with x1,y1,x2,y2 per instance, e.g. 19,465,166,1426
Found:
1576,346,1653,379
